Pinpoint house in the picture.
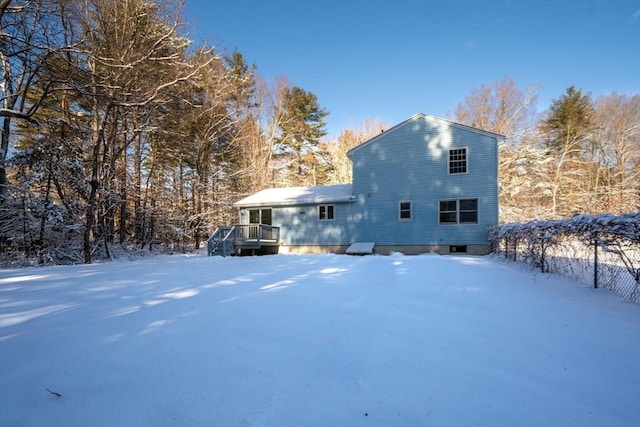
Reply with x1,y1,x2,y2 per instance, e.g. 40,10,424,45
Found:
208,113,502,256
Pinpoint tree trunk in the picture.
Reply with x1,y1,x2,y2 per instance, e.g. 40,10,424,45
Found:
84,102,112,264
119,126,128,243
134,130,143,243
0,117,11,204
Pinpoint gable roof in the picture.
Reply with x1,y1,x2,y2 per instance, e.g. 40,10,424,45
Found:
234,184,354,208
347,113,505,157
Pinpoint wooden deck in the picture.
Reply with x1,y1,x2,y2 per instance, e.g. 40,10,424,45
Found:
207,224,280,256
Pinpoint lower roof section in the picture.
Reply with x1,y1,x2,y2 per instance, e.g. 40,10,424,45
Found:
234,184,354,208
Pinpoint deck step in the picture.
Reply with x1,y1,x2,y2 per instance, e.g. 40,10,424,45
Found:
346,242,375,255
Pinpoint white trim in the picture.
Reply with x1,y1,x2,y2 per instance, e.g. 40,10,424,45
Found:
247,207,273,225
438,198,478,224
318,204,335,221
459,198,479,224
447,147,469,175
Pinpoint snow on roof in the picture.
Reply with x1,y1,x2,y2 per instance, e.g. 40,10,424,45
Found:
234,184,354,208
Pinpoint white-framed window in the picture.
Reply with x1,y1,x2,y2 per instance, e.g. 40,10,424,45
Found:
399,200,412,220
448,148,468,174
248,208,272,225
318,204,334,220
439,198,478,224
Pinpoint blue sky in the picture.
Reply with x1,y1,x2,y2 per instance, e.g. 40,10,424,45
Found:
184,0,640,139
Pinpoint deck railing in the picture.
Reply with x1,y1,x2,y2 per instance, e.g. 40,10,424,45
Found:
235,224,279,244
208,224,279,256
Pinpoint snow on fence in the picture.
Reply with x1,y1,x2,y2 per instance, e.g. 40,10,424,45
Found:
490,213,640,303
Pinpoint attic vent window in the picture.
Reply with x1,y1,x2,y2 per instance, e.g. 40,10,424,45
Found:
449,148,468,174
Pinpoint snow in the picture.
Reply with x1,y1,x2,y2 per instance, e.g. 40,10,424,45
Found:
233,184,354,208
346,242,375,254
493,212,640,242
1,253,639,427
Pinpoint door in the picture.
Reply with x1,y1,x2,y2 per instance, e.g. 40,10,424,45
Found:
248,208,272,225
248,209,272,239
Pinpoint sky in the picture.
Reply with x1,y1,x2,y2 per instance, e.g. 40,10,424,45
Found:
1,252,639,426
182,0,640,139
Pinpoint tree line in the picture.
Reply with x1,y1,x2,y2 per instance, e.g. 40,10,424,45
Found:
1,0,638,265
1,0,331,264
454,78,639,222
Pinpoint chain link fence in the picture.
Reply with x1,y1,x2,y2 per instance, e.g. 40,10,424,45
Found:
491,213,640,304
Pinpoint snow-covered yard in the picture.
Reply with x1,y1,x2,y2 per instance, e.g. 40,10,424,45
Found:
1,253,639,427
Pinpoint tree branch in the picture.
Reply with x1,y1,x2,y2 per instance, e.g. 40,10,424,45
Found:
0,108,40,125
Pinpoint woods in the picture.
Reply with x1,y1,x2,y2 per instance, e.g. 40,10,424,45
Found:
454,79,640,223
1,0,638,265
1,0,318,263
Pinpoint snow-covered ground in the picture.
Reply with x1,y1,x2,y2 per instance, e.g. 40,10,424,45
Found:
1,253,639,427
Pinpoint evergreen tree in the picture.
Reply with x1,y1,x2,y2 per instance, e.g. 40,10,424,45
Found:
541,86,596,155
276,86,328,185
538,86,597,217
1,0,73,209
225,49,257,114
223,50,265,195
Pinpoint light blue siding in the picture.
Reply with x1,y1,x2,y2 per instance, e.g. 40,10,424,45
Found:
239,202,354,246
347,115,499,246
234,114,500,250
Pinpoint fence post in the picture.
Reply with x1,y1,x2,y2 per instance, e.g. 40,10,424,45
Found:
593,231,598,289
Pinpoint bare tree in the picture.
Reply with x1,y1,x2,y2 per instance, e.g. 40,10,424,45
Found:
498,144,556,222
592,93,640,213
321,118,389,184
454,77,540,142
74,0,214,262
454,77,542,222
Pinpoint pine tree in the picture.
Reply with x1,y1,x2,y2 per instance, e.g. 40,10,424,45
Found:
276,86,328,185
539,86,597,217
541,86,596,155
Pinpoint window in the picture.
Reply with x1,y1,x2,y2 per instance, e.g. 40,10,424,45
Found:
249,209,272,225
449,148,467,174
439,199,478,224
318,204,334,220
439,200,458,223
399,201,412,220
459,199,478,223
